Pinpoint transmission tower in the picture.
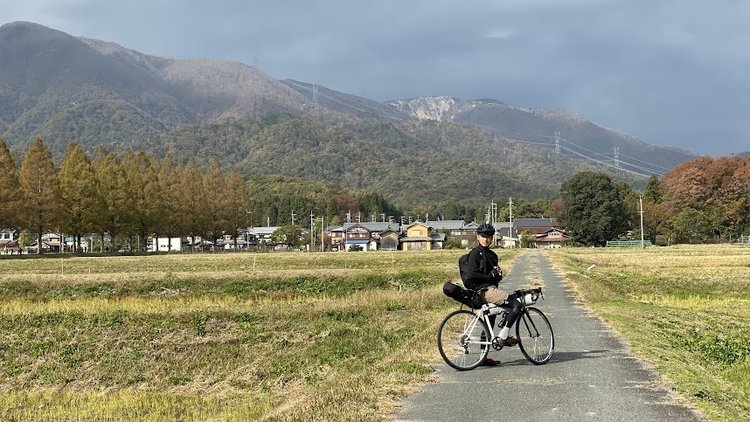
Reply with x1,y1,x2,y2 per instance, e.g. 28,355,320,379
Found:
614,146,620,169
312,84,319,106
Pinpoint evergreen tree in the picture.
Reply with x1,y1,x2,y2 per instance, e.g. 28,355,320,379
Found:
560,172,627,246
0,138,22,230
59,143,98,252
19,139,64,254
643,175,663,203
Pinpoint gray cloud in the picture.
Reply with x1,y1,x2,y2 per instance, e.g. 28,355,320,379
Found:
5,0,750,155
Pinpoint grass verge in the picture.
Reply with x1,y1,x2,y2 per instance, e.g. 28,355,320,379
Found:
547,245,750,422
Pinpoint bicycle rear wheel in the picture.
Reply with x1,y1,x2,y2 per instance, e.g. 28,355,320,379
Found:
437,310,490,371
516,307,554,365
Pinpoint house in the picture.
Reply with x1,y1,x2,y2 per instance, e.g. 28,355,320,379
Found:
496,222,519,248
247,227,279,245
149,237,184,252
334,222,401,251
1,229,19,255
534,228,570,248
512,218,569,248
378,230,400,251
401,222,445,251
422,219,481,247
343,224,375,251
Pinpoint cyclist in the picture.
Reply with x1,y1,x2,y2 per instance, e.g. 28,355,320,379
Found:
463,223,521,365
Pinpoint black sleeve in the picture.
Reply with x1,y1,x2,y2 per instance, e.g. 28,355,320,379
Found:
464,248,498,290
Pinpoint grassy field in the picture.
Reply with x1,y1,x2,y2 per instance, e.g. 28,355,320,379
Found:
547,245,750,422
0,250,519,421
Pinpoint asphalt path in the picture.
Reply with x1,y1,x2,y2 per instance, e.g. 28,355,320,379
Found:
397,249,705,422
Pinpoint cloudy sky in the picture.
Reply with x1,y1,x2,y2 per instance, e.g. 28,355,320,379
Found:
5,0,750,155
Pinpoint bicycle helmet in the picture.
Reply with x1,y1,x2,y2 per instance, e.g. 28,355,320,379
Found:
476,223,496,236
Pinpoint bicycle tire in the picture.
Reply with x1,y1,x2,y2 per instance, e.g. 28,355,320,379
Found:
516,306,554,365
437,309,490,371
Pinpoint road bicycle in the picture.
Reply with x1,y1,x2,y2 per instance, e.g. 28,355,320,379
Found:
437,287,554,370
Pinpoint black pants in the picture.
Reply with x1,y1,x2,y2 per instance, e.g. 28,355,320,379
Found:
488,295,522,332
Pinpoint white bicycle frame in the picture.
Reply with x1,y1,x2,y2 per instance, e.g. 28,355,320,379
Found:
463,303,506,349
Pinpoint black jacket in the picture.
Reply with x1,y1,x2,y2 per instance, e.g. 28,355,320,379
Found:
463,245,501,290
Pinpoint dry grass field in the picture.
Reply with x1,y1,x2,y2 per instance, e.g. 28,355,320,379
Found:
547,245,750,422
0,250,519,421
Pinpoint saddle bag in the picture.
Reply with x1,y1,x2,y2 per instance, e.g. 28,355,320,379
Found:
443,282,483,309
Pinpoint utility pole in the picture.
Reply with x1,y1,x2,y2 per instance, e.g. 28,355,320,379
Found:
310,211,315,252
508,197,514,248
639,195,645,248
291,210,296,226
320,216,325,251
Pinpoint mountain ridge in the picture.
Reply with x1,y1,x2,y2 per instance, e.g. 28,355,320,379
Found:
0,21,696,208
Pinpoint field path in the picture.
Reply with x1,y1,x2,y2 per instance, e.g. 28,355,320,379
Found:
397,249,705,422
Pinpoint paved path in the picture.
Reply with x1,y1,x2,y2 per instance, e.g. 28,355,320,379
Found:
397,249,705,422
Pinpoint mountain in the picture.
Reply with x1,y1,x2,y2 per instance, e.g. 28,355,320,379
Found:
281,80,408,120
0,21,310,154
0,21,695,207
389,97,694,175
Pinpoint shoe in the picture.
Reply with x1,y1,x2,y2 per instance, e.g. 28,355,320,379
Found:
480,357,501,366
502,336,519,347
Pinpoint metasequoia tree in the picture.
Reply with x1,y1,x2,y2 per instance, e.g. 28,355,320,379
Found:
59,143,98,252
19,139,64,254
0,138,22,230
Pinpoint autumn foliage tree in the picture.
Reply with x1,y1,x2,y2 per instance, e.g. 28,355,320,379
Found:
19,139,65,253
658,155,750,242
0,138,22,230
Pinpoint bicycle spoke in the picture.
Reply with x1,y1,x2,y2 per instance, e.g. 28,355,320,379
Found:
437,310,490,370
517,307,554,365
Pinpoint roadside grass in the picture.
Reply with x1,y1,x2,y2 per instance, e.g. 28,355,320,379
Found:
0,249,519,421
547,245,750,422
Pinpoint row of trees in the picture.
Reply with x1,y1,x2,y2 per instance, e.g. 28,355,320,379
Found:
0,138,406,253
558,156,750,246
1,138,251,253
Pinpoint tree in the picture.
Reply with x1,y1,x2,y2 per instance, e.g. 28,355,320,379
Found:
59,143,98,252
92,148,130,252
122,150,161,251
643,175,663,203
19,139,65,254
519,230,537,248
203,158,227,248
272,225,305,248
156,155,180,251
560,172,627,246
0,138,22,230
177,159,210,251
223,170,250,249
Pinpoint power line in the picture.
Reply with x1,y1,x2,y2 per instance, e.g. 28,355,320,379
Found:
466,121,670,175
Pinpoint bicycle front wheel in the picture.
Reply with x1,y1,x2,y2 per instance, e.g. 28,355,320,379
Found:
516,307,554,365
437,310,490,371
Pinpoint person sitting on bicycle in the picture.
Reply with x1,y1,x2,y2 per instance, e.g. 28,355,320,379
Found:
464,224,521,359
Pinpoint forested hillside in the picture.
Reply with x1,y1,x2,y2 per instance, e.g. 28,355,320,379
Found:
152,114,645,207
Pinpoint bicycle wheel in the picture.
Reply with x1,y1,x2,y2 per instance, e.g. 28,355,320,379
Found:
437,310,490,371
516,307,554,365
